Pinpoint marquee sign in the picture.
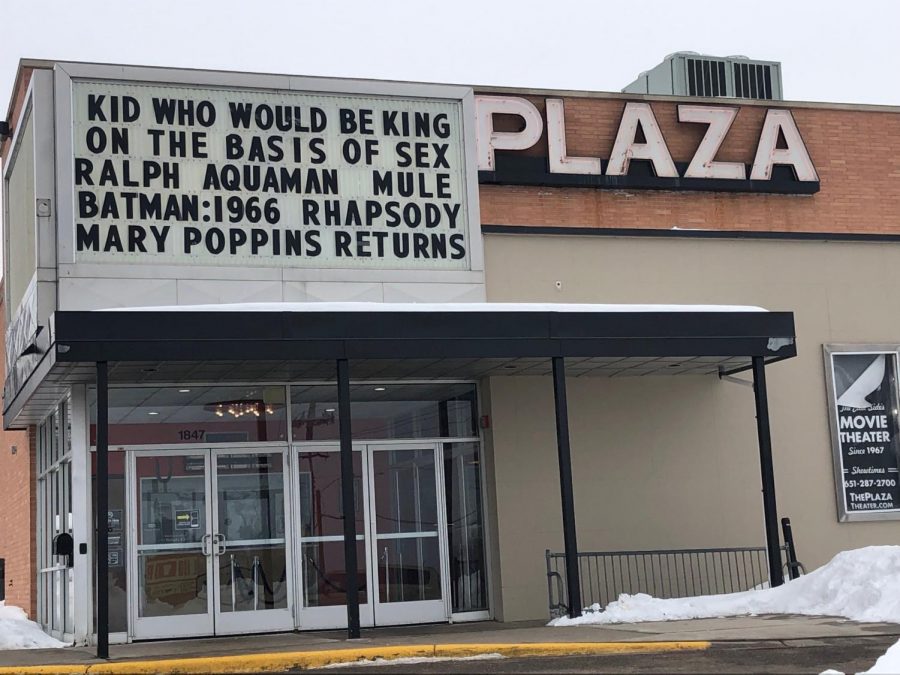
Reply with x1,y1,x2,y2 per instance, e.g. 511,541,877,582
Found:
70,80,476,269
475,96,819,194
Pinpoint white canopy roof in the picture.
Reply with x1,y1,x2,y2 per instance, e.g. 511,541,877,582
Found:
109,301,768,313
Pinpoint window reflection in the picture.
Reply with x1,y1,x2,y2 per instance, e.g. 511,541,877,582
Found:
372,449,442,603
298,451,368,606
291,383,477,441
89,386,287,446
216,453,288,612
91,450,128,631
445,442,488,613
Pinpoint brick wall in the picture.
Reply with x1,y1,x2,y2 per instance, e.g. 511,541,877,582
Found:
476,93,900,234
0,283,36,617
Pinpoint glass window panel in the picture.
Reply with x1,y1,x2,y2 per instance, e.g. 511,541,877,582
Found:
301,540,367,607
136,456,207,546
291,383,477,441
217,453,284,542
218,545,288,612
444,442,488,613
63,459,74,635
51,412,59,466
371,448,441,604
372,449,438,536
38,423,46,474
377,538,441,603
89,386,287,446
297,450,368,606
138,552,209,618
53,470,60,535
134,455,208,619
63,400,72,459
65,462,73,533
297,452,364,538
216,452,288,612
41,478,49,566
53,570,63,632
66,566,75,635
91,450,128,632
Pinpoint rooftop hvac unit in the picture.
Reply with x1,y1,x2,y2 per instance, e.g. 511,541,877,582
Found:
622,53,783,100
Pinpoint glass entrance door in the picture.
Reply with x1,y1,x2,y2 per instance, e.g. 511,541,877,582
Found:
369,444,448,625
295,443,449,629
295,445,374,630
130,452,214,639
129,449,293,639
211,449,293,634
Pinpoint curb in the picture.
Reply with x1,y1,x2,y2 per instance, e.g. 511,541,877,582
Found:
0,641,711,673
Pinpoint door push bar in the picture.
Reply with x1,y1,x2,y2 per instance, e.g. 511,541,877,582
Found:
201,533,228,557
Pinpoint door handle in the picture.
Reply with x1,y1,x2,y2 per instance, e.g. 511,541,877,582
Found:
383,546,390,600
214,533,226,556
201,533,211,557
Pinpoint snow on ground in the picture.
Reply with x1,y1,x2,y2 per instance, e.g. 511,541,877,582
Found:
321,654,505,668
0,602,66,649
859,639,900,674
552,546,900,627
818,637,900,675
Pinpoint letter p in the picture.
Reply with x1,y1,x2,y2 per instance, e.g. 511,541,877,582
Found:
474,96,543,171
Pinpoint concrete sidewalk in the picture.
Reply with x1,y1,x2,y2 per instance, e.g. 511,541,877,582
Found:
0,616,898,672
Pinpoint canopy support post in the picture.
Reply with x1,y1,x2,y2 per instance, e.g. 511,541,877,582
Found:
552,356,582,618
337,358,361,638
752,356,785,587
96,361,109,659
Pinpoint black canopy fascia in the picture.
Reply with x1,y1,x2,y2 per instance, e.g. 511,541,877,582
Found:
50,309,796,363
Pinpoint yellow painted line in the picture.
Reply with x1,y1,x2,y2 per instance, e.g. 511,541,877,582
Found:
0,667,87,675
86,646,437,674
435,641,711,659
0,641,710,674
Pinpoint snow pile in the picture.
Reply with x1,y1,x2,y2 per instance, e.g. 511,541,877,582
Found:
861,639,900,674
0,603,66,649
553,546,900,627
819,638,900,675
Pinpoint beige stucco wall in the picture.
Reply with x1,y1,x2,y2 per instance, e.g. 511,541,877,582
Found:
481,232,900,622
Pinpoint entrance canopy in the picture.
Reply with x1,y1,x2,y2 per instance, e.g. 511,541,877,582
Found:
1,301,797,650
5,302,796,427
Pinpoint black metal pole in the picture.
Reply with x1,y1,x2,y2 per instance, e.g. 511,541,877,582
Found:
337,358,361,638
552,356,582,618
96,361,109,659
752,356,784,587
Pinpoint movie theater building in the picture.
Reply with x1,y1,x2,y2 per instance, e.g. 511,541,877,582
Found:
3,59,900,646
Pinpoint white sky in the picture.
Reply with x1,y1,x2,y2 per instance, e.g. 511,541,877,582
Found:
2,0,900,111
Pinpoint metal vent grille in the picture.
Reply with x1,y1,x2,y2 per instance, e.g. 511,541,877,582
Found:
733,62,774,99
687,58,727,97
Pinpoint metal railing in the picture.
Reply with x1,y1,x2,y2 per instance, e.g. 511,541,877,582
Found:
547,539,804,618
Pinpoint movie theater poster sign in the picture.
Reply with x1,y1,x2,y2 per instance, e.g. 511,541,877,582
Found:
69,79,476,270
826,348,900,521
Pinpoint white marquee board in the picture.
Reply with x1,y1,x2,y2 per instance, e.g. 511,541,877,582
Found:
62,69,480,275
